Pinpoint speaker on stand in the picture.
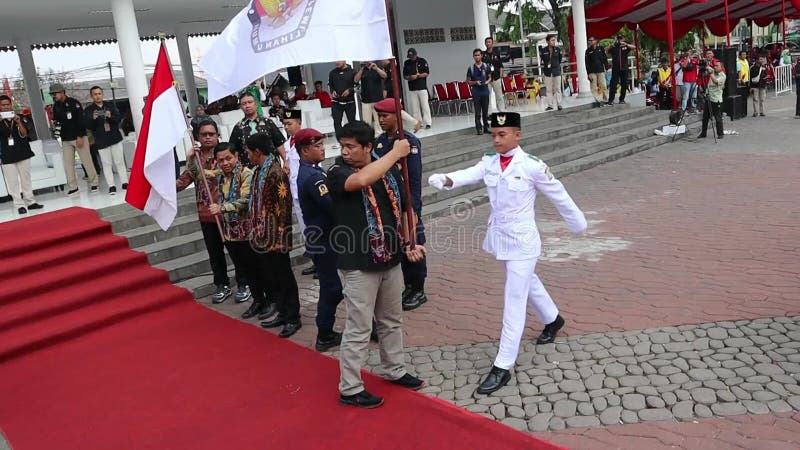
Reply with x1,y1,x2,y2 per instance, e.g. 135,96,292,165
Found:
717,48,746,120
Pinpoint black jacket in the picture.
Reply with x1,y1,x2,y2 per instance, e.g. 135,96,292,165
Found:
749,64,768,88
585,47,609,74
52,97,86,141
608,43,631,71
540,46,562,77
403,57,430,91
84,102,123,150
0,116,35,164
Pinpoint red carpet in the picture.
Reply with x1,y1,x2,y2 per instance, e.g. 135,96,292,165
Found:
0,207,563,450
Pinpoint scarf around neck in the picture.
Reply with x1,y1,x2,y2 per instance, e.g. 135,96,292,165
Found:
355,164,402,264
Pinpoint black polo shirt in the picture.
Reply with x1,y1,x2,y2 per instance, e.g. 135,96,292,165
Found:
0,117,34,164
360,67,385,103
52,97,86,141
328,65,356,103
482,49,503,79
327,157,408,271
403,57,430,91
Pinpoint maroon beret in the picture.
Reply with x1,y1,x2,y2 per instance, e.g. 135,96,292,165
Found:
374,98,402,113
293,128,325,146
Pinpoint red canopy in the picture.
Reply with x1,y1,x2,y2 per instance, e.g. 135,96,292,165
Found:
584,0,800,41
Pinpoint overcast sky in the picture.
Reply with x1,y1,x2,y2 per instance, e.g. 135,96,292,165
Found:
0,36,216,82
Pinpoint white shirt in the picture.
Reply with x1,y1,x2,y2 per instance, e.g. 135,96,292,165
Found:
287,137,300,200
446,146,587,260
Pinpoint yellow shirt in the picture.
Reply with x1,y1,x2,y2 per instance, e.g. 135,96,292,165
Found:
737,58,750,82
657,67,672,84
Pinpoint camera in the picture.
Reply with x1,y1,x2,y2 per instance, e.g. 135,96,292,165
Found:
698,58,708,72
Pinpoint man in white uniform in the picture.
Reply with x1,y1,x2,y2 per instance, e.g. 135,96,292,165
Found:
282,109,316,277
428,112,587,394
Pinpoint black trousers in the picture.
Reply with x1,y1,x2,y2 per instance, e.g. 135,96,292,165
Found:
796,89,800,117
200,221,247,287
252,250,301,324
473,95,490,131
608,69,629,103
223,240,253,289
402,216,427,290
332,101,356,136
311,244,344,333
701,100,724,137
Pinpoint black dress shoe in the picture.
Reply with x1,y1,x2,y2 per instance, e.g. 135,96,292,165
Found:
536,315,565,345
27,203,44,210
340,390,384,409
696,133,707,139
717,134,724,139
476,366,511,395
18,207,27,214
476,128,483,135
241,302,265,319
278,321,301,338
256,303,278,321
301,265,316,276
402,291,427,311
261,316,286,328
315,331,342,351
390,373,425,390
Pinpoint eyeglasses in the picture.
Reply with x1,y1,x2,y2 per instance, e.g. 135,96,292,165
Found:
199,132,217,137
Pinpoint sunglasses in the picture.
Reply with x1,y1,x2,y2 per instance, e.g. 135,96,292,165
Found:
199,132,217,137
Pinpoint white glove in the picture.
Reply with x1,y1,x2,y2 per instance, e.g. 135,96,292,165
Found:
428,173,447,190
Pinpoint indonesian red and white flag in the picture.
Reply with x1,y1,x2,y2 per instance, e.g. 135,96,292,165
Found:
200,0,393,102
125,43,186,230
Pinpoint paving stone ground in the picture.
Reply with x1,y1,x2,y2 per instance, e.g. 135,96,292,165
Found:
203,95,800,448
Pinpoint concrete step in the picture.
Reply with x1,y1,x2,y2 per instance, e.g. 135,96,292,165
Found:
121,214,201,249
97,188,196,219
155,245,307,285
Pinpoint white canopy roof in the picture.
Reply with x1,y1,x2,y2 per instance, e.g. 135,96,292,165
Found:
0,0,241,49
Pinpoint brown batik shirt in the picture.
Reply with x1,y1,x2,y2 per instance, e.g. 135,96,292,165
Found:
249,157,293,252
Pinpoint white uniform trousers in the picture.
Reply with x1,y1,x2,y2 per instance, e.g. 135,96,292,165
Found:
98,142,129,187
495,258,560,370
1,158,36,209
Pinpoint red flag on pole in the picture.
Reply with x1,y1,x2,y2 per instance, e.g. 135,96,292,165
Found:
125,43,186,230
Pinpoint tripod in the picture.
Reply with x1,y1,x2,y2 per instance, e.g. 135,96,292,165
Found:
697,88,720,144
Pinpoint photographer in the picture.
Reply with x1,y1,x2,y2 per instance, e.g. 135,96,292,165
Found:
0,95,43,214
540,34,563,111
698,60,726,140
355,61,387,129
606,34,636,105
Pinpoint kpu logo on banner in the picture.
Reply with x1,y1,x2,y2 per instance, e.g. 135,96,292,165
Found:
247,0,316,53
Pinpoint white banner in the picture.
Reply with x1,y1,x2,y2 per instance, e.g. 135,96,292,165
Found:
200,0,393,102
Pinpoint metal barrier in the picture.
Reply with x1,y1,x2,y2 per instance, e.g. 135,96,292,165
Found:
774,64,792,96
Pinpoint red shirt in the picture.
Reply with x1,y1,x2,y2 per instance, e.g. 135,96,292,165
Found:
682,57,699,83
311,91,332,108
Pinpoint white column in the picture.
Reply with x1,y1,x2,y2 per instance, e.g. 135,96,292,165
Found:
473,0,496,109
111,0,148,132
15,40,50,141
175,28,200,112
571,0,592,98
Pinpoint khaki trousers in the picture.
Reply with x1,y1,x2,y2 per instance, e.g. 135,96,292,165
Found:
751,87,767,115
62,138,99,190
490,78,505,111
589,73,608,103
1,158,36,208
361,101,380,129
544,75,563,108
98,142,129,187
407,89,432,126
338,264,406,395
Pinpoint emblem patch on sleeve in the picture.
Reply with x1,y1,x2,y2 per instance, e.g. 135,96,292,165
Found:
318,183,329,196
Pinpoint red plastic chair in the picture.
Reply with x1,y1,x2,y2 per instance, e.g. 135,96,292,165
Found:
513,73,528,104
501,76,517,106
433,83,452,115
445,82,461,115
456,81,473,114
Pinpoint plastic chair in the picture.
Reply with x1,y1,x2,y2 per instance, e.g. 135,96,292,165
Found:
513,73,528,104
445,82,461,115
455,81,473,114
501,76,517,106
433,83,452,115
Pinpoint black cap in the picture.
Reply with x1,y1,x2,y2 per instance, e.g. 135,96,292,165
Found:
489,112,521,129
407,47,417,57
283,109,302,120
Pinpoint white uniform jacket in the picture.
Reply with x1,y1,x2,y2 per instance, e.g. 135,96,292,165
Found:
446,146,587,260
287,140,300,200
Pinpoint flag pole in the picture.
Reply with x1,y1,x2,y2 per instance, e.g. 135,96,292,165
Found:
384,0,417,249
158,34,227,241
